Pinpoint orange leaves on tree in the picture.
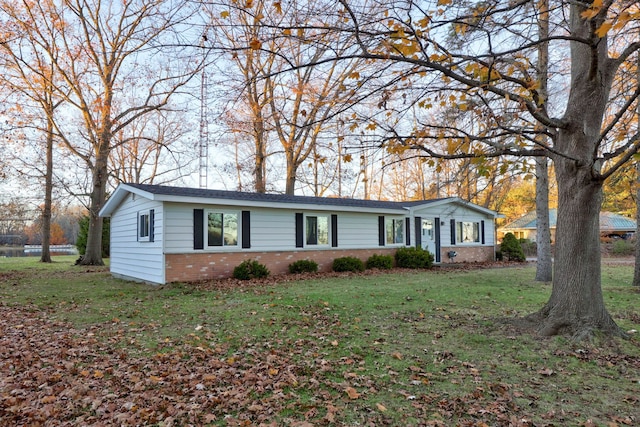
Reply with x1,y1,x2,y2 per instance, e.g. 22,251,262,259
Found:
273,1,282,14
580,0,603,20
249,39,262,50
580,0,635,37
417,16,431,28
430,53,449,62
454,23,468,36
594,21,612,38
220,10,230,19
615,10,640,30
437,0,452,5
387,27,421,57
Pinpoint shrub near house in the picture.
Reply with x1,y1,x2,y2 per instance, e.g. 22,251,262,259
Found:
500,233,526,262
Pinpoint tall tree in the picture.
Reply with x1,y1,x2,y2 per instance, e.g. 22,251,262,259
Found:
534,0,553,282
206,0,277,192
207,0,373,195
0,0,201,265
634,42,640,287
295,0,640,337
0,19,65,263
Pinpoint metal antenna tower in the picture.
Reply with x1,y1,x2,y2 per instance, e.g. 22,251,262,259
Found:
198,36,209,189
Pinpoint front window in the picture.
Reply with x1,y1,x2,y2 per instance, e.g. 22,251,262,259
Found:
306,215,329,245
456,221,480,243
385,218,404,244
138,211,150,241
207,211,238,247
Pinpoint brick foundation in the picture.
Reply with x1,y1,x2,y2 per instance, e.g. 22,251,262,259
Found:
439,246,495,264
165,248,398,283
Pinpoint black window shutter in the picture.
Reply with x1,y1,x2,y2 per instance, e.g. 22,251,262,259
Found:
450,219,456,245
481,220,485,244
405,218,411,246
149,209,155,242
242,211,251,248
378,216,385,246
295,213,304,248
194,209,204,250
434,218,441,263
414,217,422,248
331,214,338,247
136,212,140,242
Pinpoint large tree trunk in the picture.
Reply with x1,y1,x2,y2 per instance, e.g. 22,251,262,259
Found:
533,0,551,282
253,119,267,194
528,2,626,339
633,47,640,287
534,157,552,282
40,115,54,263
80,142,109,266
531,158,622,338
634,160,640,287
284,151,296,195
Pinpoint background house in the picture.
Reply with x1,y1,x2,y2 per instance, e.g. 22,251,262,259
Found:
499,209,636,242
99,183,503,284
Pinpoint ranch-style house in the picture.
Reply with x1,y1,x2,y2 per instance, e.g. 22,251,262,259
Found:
99,183,503,284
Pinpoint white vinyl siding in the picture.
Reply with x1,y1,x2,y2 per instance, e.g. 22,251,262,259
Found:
331,213,381,249
109,194,164,284
162,204,387,253
411,204,495,246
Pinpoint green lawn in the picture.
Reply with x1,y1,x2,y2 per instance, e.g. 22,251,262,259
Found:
0,256,638,426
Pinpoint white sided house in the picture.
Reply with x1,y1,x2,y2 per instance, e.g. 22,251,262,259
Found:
99,183,502,285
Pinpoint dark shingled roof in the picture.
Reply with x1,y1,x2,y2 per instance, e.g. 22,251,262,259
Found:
125,183,447,210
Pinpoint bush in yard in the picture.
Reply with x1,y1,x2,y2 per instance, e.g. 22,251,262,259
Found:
76,215,110,258
500,233,526,262
366,253,394,270
395,246,434,269
612,239,634,256
232,260,270,280
288,259,319,274
332,256,365,272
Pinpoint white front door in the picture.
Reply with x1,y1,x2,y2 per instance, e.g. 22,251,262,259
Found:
421,219,436,255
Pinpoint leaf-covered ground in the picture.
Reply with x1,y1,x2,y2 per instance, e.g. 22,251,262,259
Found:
1,261,639,426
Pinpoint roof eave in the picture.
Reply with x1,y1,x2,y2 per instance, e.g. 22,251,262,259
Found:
157,194,407,214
